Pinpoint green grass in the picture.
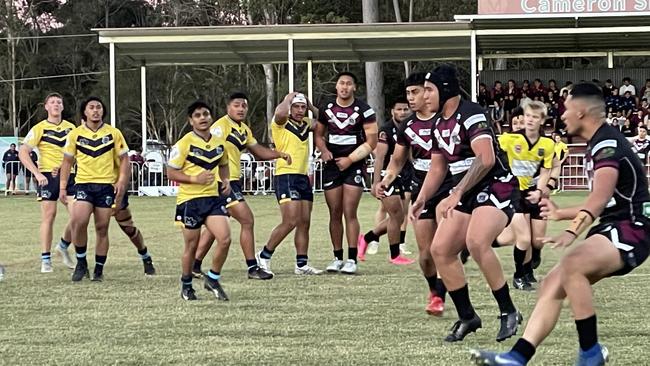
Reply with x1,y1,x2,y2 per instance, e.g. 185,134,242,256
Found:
0,192,648,365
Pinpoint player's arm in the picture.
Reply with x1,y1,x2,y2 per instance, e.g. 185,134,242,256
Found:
549,149,569,190
381,145,408,187
409,153,447,221
217,151,231,195
58,154,74,204
18,144,45,185
337,121,378,171
372,136,388,186
248,143,290,164
273,92,299,125
452,136,495,197
313,122,332,161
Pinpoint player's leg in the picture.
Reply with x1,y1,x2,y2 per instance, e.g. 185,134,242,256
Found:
258,199,301,274
340,184,363,274
414,217,445,316
4,173,11,193
382,194,411,264
374,202,386,227
530,218,547,270
114,207,155,275
56,195,75,269
228,201,271,280
38,200,58,273
324,185,345,272
203,214,231,301
180,227,201,300
399,192,412,254
511,213,534,291
294,200,321,274
91,206,113,281
359,217,387,261
70,199,94,282
495,223,515,247
193,229,214,277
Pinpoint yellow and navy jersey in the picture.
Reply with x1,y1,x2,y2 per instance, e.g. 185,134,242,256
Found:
210,115,258,180
63,123,129,184
271,116,311,175
168,131,228,204
554,141,569,161
23,119,76,173
498,131,554,190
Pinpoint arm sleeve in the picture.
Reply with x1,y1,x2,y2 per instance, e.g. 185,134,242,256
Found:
244,124,258,146
591,139,620,171
63,130,77,157
114,130,129,156
167,142,187,170
23,126,41,148
463,110,491,141
361,105,376,125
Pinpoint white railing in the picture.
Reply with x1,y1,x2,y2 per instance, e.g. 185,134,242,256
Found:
1,161,38,193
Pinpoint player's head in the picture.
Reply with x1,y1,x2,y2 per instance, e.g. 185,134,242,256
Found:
523,101,547,132
80,96,107,124
551,131,563,143
44,93,63,118
9,143,16,151
404,72,426,112
510,106,525,132
226,92,248,122
335,71,357,100
639,125,647,139
562,82,605,136
289,93,308,121
187,100,213,132
424,64,461,113
390,97,410,123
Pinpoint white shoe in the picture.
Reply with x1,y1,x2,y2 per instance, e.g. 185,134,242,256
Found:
56,245,75,269
41,261,53,273
326,259,344,273
256,251,274,275
399,243,413,255
295,264,323,275
340,259,357,275
366,241,380,255
0,265,5,281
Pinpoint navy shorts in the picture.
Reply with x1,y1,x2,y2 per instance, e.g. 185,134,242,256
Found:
175,196,229,229
322,161,366,190
274,174,313,203
224,180,245,209
516,187,543,220
411,177,453,220
37,173,76,201
74,183,115,209
456,174,520,225
587,219,650,277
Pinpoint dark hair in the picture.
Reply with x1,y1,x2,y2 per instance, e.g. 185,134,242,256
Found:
479,82,486,87
569,82,604,101
10,143,16,147
79,96,107,121
623,77,631,82
228,92,248,104
390,96,409,108
187,100,212,117
494,80,502,85
639,125,648,132
336,71,358,85
534,78,542,83
523,80,530,84
549,79,556,84
606,79,613,83
508,79,516,84
565,81,573,86
511,106,524,120
44,92,63,104
404,72,426,88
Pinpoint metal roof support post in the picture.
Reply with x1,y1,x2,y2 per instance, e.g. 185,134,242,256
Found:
110,42,117,126
470,30,478,103
288,38,294,92
607,51,614,69
307,58,314,158
141,64,147,155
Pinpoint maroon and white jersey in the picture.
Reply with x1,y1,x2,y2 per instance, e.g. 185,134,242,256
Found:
431,100,511,185
632,138,650,161
396,113,439,182
318,98,376,158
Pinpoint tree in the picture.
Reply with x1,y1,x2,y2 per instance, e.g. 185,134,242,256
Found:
362,0,384,124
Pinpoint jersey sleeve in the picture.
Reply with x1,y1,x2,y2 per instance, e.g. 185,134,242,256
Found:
317,102,330,125
23,125,42,148
378,125,390,144
218,147,229,167
591,138,620,171
463,110,491,141
210,120,226,139
244,123,258,146
360,103,376,124
63,129,77,157
167,141,187,170
114,130,129,156
498,133,511,152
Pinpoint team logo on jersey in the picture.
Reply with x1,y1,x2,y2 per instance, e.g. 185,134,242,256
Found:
451,134,461,145
433,123,461,155
211,126,223,138
336,112,349,119
515,145,522,153
538,148,545,157
477,192,489,203
102,136,111,144
79,138,89,146
419,129,431,136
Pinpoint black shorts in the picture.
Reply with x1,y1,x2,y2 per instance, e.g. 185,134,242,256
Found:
4,162,19,175
455,174,520,224
411,178,454,220
24,168,33,178
274,174,313,203
516,187,543,220
37,173,76,201
74,183,115,209
399,164,413,193
322,161,366,190
175,196,229,229
224,180,245,209
378,171,404,199
587,219,650,277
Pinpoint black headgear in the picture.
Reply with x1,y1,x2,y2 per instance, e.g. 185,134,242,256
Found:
425,65,460,107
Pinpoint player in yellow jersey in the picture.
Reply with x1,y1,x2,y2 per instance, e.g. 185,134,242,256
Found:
548,131,569,195
59,97,130,282
498,101,555,291
256,92,323,275
19,93,77,273
167,101,232,301
193,92,291,280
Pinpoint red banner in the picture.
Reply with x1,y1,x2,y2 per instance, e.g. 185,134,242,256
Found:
478,0,650,14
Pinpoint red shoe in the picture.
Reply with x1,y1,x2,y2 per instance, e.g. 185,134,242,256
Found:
358,234,368,261
425,293,445,317
389,254,415,265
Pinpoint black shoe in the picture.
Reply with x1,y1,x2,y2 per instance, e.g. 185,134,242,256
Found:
204,278,229,301
496,311,523,342
460,249,470,265
513,277,535,291
71,261,89,282
181,286,197,301
91,271,103,282
248,265,273,280
143,257,156,276
444,314,482,342
524,272,537,284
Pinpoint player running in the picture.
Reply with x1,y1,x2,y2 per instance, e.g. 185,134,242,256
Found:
314,72,378,275
470,82,649,366
167,101,232,301
19,93,76,272
59,97,130,282
412,65,521,342
256,92,322,275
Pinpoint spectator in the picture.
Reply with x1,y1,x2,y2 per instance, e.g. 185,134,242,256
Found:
490,99,505,134
557,89,568,116
532,78,546,99
492,80,505,102
548,79,560,99
606,112,615,125
545,90,556,104
521,79,533,99
605,88,621,113
615,111,627,126
560,81,573,96
619,76,636,96
603,79,615,98
641,98,650,115
2,143,19,194
621,90,636,118
621,119,635,137
503,93,517,124
130,149,145,165
23,150,38,192
640,79,650,101
631,110,645,130
546,101,559,132
506,79,518,98
477,82,492,109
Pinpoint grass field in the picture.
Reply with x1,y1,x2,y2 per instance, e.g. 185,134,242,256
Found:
1,192,648,365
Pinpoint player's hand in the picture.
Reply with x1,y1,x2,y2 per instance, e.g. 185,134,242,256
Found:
35,173,48,186
335,157,353,171
320,149,334,162
371,182,383,199
51,166,59,177
409,199,425,222
436,191,461,220
195,171,215,185
59,189,67,204
113,182,126,214
220,179,231,196
526,189,542,204
539,197,560,221
279,152,292,165
540,230,577,249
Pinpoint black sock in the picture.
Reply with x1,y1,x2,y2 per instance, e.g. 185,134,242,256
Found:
60,237,71,249
246,259,257,270
532,247,541,262
399,230,406,243
511,338,536,362
492,283,516,314
137,246,150,260
513,246,526,278
193,259,202,272
448,284,476,320
389,243,400,259
180,274,193,289
492,239,501,248
95,255,107,275
41,252,51,262
74,245,87,264
435,278,447,302
523,261,534,276
575,314,598,351
260,246,274,259
296,255,308,268
425,275,438,293
333,249,344,261
364,230,380,243
348,247,358,263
